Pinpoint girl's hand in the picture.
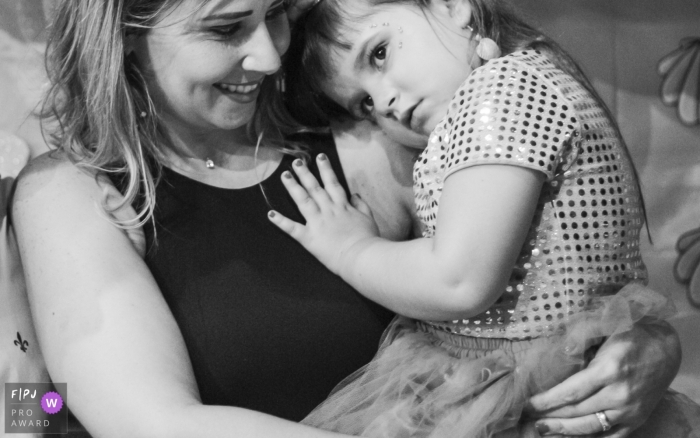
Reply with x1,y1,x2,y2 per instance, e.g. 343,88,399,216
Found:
524,321,681,437
269,154,381,275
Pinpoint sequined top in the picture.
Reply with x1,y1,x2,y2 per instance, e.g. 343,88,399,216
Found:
414,50,647,340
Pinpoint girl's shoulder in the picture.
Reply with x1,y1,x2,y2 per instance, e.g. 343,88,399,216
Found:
13,150,146,256
474,50,558,80
454,49,575,113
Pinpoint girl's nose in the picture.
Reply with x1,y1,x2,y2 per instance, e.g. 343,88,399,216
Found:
242,22,287,74
376,91,399,121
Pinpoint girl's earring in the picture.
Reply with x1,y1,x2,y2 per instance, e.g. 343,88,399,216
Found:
466,25,501,61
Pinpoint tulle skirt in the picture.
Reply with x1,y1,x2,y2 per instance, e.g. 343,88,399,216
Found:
302,284,700,437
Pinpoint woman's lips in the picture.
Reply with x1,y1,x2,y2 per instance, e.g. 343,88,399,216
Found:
214,81,262,94
214,80,263,103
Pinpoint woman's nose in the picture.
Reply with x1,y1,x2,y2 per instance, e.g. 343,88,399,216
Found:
242,22,288,74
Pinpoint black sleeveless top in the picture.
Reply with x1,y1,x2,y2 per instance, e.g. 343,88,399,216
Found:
142,135,393,420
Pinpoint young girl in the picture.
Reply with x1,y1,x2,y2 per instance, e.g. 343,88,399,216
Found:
270,0,700,436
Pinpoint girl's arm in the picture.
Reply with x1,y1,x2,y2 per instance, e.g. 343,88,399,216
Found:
270,155,544,321
332,119,684,438
12,152,352,438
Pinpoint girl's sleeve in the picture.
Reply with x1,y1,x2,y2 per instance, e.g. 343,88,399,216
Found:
443,52,582,181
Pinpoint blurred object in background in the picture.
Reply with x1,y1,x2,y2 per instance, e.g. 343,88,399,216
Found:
0,131,30,178
0,0,54,43
674,226,700,308
0,0,53,158
658,38,700,127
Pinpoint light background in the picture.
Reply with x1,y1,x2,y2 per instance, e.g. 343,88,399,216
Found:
1,0,699,402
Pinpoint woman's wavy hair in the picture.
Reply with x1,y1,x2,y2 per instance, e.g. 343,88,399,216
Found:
281,0,648,222
42,0,301,230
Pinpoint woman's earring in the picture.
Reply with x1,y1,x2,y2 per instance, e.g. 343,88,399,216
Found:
466,25,501,61
276,73,286,93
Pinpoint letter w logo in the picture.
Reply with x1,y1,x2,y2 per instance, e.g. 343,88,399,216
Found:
46,398,58,408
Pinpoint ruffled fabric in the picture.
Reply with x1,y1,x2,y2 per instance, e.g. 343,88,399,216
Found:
302,284,700,437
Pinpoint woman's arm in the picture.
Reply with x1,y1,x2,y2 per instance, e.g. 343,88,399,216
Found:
525,320,682,437
12,152,353,438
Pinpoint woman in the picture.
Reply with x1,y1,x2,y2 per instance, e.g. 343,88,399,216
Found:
11,0,682,436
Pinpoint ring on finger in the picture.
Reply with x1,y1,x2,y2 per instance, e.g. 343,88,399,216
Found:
595,411,612,432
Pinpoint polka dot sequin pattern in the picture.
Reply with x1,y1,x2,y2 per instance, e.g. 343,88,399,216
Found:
414,51,647,339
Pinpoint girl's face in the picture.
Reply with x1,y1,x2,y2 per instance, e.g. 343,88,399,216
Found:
321,0,479,148
133,0,290,136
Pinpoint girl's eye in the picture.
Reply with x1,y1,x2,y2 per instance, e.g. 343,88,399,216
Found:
360,95,375,115
374,46,386,61
370,44,387,69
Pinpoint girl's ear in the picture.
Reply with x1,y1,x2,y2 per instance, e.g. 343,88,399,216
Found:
441,0,473,29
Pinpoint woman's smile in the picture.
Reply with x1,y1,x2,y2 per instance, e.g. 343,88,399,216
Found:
214,79,264,103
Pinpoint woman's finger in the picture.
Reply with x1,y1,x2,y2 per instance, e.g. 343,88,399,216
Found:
534,410,621,437
292,159,333,208
317,154,348,204
526,365,607,414
281,170,320,217
537,383,627,419
267,210,306,241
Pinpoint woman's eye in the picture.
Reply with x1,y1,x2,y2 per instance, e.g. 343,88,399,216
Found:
210,24,241,38
267,3,287,20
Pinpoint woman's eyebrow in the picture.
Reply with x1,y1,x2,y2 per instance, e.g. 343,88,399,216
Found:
201,0,284,22
202,10,253,21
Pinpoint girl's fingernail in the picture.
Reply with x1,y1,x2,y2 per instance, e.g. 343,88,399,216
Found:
268,211,276,218
283,171,293,179
294,159,304,167
317,153,328,161
535,422,549,435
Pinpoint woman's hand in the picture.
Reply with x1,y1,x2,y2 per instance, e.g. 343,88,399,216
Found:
525,321,681,437
269,154,381,276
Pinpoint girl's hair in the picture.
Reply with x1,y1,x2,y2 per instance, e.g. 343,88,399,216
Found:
281,0,648,222
284,0,607,126
42,0,301,230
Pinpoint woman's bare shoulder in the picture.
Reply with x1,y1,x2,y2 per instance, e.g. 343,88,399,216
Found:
13,150,146,256
14,150,102,203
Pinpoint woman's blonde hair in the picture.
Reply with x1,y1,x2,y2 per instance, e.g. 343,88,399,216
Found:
42,0,301,230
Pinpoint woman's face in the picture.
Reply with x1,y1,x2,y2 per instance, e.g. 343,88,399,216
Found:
132,0,290,135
